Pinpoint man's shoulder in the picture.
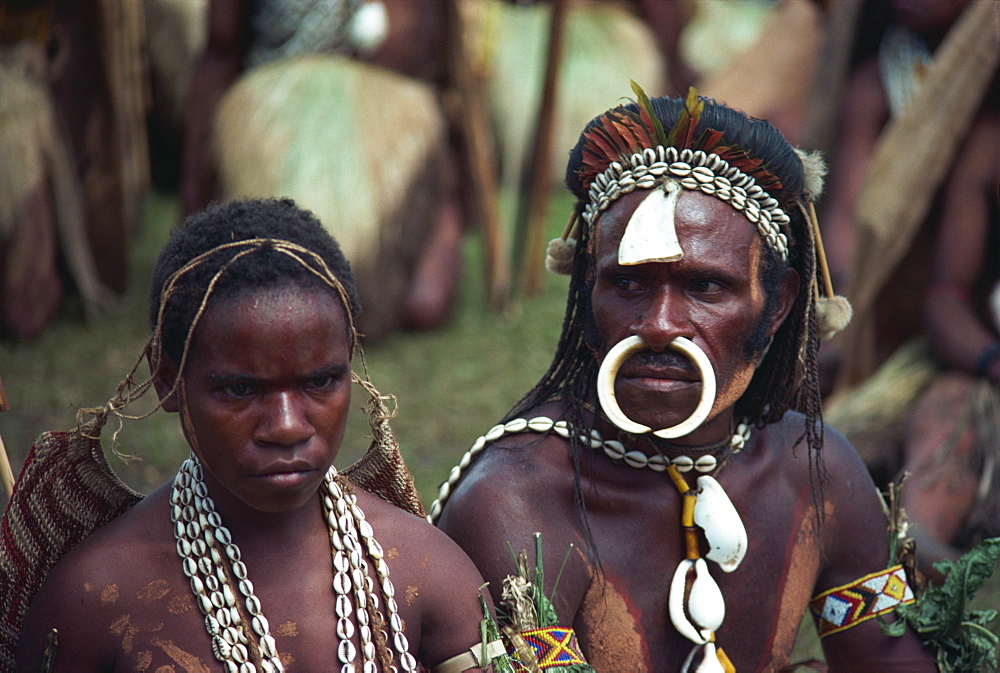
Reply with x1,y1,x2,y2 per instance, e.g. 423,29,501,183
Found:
445,415,575,509
434,407,587,561
756,411,856,458
746,412,867,496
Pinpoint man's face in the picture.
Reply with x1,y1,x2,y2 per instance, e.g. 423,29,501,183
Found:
165,284,352,514
590,188,795,444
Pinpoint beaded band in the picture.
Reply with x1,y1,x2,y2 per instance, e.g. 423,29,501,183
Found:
582,146,790,261
809,565,915,638
517,627,588,669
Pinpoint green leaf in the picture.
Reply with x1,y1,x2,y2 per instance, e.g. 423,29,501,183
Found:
891,538,1000,672
479,591,516,673
879,616,909,638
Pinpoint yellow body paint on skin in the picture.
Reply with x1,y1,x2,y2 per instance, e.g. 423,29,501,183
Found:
167,595,192,614
150,637,211,673
110,614,139,653
101,584,120,604
579,578,647,672
134,650,153,671
275,621,298,637
137,579,171,601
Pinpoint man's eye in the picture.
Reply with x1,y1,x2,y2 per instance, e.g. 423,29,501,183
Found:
691,280,724,294
616,277,642,293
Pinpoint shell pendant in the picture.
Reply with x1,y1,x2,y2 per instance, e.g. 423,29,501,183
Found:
693,475,747,572
668,558,725,645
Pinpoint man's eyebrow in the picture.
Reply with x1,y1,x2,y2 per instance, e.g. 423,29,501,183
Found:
689,265,743,282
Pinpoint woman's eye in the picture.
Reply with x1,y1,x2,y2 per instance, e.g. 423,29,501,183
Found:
309,374,336,390
222,383,252,397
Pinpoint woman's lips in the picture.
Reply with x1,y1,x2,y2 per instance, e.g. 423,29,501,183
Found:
252,463,318,488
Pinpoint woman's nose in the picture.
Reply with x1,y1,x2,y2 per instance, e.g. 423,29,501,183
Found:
257,391,313,446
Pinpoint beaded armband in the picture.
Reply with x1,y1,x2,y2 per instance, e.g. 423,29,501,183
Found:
809,565,915,638
513,627,588,670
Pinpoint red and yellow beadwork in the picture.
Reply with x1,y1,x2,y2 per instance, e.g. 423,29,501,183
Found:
810,565,916,638
513,626,588,670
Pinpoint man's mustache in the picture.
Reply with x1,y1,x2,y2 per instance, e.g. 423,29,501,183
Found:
631,348,697,374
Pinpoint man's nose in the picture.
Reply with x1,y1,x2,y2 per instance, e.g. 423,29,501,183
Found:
632,289,690,351
257,391,313,446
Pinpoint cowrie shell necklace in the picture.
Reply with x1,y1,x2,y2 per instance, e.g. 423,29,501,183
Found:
427,416,750,523
171,455,417,673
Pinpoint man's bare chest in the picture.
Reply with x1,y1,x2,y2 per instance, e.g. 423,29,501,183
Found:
569,474,824,670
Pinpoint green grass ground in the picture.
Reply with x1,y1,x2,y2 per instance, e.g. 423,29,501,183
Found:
0,190,571,499
1,190,996,665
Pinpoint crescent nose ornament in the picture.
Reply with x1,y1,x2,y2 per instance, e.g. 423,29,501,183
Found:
596,335,717,439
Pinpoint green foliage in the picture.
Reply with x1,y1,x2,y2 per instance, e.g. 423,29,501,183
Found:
531,534,560,628
499,534,596,673
883,538,1000,673
479,591,516,673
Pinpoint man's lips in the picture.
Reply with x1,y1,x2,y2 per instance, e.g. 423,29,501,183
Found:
623,366,698,382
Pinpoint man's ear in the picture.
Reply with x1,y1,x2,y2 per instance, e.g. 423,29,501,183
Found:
766,268,800,337
151,354,180,413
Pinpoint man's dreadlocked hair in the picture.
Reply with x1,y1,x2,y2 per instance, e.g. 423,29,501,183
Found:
502,92,825,490
149,197,362,365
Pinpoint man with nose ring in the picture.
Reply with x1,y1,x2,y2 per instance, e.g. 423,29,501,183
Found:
431,89,937,671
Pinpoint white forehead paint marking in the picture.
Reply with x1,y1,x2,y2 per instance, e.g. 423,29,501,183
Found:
618,180,684,265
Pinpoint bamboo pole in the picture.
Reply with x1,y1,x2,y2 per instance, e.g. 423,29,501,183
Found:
447,0,510,311
0,376,15,499
516,0,569,297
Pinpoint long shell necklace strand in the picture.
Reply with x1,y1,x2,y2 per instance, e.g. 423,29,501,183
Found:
427,417,751,673
171,455,418,673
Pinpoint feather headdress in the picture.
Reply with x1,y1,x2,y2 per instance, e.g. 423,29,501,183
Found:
574,84,784,197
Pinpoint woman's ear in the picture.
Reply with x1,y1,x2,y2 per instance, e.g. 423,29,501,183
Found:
151,353,180,413
766,268,801,338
